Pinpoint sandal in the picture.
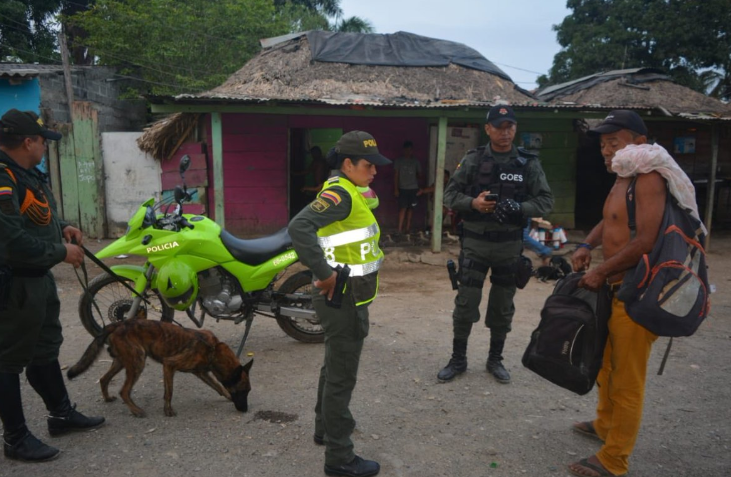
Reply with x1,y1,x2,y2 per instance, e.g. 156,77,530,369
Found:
572,421,604,442
568,457,624,477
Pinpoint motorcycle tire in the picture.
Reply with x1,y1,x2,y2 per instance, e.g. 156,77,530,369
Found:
78,272,175,337
275,270,324,343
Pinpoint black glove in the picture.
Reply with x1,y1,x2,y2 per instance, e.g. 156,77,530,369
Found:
494,198,523,225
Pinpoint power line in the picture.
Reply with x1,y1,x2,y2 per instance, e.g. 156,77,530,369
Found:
492,61,545,76
0,40,201,91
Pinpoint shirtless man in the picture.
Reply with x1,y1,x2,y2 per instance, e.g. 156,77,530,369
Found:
568,111,666,477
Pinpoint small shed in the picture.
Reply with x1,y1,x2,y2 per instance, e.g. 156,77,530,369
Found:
536,68,731,233
144,31,586,247
0,64,147,237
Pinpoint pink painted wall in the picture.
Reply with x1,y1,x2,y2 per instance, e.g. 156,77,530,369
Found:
207,113,430,236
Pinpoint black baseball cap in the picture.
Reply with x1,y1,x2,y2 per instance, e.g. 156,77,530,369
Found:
334,131,391,166
0,109,62,141
486,105,517,126
588,110,648,137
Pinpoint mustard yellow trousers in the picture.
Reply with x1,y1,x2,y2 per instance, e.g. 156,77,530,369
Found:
593,296,658,475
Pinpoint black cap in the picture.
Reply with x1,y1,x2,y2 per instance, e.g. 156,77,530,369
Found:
0,109,62,141
588,110,648,137
334,131,391,166
486,105,517,126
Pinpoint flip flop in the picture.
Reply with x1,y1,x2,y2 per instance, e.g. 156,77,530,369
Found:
568,457,624,477
572,421,604,442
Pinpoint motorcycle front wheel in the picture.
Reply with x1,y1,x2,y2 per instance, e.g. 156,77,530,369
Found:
78,272,175,337
275,270,324,343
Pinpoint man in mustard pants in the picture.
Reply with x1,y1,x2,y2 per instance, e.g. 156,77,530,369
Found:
569,111,664,477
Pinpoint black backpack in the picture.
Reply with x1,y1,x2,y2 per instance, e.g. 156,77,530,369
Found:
522,272,611,395
617,177,710,337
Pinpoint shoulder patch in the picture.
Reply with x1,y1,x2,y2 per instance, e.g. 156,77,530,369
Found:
0,186,12,197
319,190,342,205
310,198,330,213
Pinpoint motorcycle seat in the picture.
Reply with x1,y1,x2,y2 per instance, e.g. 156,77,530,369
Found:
220,228,294,266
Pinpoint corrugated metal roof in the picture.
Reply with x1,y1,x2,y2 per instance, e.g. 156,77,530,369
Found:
148,93,662,113
0,68,40,79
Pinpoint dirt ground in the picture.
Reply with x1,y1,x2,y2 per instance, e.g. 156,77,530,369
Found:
2,232,730,477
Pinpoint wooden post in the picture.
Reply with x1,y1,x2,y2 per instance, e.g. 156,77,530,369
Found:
211,112,225,228
58,29,74,122
431,116,448,252
703,124,719,251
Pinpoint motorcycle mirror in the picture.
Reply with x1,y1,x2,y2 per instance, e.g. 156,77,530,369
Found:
174,185,186,203
179,155,191,175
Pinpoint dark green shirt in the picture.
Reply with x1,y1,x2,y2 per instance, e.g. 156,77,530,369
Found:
443,144,554,234
0,151,67,270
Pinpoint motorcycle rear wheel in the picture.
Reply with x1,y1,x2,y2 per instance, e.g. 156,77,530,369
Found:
275,271,324,343
78,272,175,337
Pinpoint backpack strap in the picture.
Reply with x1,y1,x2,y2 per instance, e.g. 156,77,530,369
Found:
626,176,638,234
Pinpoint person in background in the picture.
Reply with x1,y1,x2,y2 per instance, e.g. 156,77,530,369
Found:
393,140,421,235
0,109,105,463
523,218,553,266
298,146,330,193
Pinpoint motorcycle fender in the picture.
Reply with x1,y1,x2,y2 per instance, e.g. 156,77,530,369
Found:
107,265,150,293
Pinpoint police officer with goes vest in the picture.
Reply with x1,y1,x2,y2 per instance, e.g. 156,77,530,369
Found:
438,105,553,384
288,131,390,477
0,109,105,463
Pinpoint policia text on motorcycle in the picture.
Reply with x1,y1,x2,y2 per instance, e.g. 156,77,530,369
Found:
288,131,390,477
0,109,105,463
438,105,554,384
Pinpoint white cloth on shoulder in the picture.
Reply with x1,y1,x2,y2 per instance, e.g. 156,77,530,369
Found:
611,143,707,234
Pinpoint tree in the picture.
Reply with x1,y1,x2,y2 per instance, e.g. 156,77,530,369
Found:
0,0,62,63
69,0,288,95
334,16,374,33
539,0,731,100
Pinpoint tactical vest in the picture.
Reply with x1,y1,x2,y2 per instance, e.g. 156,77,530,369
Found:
467,148,533,222
317,176,383,305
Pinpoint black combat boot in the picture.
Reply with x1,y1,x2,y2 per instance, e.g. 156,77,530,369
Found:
324,455,380,477
0,372,59,462
486,337,511,384
437,339,468,382
25,361,105,436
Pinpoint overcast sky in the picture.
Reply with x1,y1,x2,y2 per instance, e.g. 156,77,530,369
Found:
339,0,571,90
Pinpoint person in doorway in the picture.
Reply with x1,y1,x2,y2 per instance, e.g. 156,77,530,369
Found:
298,146,330,193
393,140,421,235
288,131,390,477
0,109,105,463
568,111,668,477
437,105,553,384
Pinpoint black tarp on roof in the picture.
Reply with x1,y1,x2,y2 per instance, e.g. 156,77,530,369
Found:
305,31,512,82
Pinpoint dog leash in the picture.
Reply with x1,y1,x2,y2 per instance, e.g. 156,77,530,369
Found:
73,243,151,306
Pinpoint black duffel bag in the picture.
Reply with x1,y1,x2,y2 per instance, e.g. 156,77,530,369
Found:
522,272,611,395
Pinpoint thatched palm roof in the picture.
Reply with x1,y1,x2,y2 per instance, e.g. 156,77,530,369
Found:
537,68,731,116
199,32,534,105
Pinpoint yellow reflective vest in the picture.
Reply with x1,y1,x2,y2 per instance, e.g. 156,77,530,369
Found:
317,176,383,304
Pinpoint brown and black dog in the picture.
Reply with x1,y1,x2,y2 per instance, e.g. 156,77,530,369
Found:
68,320,253,417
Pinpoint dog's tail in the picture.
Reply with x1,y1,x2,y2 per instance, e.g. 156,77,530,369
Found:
67,322,122,379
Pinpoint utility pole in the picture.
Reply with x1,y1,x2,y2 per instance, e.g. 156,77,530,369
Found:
58,28,75,122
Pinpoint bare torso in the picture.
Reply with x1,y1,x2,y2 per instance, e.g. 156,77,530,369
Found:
601,176,633,282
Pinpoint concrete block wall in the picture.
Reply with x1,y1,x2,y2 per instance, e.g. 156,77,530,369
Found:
39,67,147,132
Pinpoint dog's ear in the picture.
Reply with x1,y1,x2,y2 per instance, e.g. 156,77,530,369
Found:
242,359,253,373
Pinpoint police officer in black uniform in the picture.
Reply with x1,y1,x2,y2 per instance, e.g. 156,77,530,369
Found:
438,105,553,384
0,109,105,463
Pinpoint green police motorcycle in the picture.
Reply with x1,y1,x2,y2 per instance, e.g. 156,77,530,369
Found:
77,156,323,355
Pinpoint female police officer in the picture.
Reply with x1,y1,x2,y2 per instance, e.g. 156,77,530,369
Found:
288,131,390,477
